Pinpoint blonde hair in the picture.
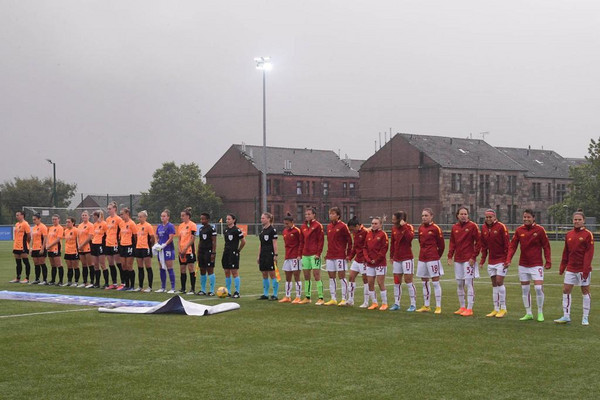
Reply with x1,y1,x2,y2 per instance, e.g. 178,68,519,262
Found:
138,210,148,218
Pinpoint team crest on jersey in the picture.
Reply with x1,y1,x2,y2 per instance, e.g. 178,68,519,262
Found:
228,234,233,241
336,228,339,232
202,234,207,240
428,231,433,235
376,237,381,240
579,237,584,241
264,235,270,241
465,228,469,232
533,233,538,237
520,234,525,237
493,230,498,234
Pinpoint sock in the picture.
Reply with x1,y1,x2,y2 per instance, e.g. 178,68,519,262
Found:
190,272,196,292
35,264,41,281
234,276,241,293
295,281,302,298
102,269,109,285
369,290,376,303
124,270,130,287
74,268,80,283
583,294,591,318
271,278,278,297
408,283,416,306
15,259,22,279
160,268,167,289
534,284,544,314
521,285,532,314
168,269,176,290
226,277,233,293
109,265,117,284
263,278,269,296
51,266,57,282
381,289,388,305
42,264,48,281
466,278,475,309
285,281,292,297
200,274,207,292
492,286,499,311
498,285,506,310
23,258,31,279
181,273,187,291
340,278,348,301
305,279,312,299
422,281,431,307
95,270,101,285
209,274,216,292
88,266,95,284
317,280,324,299
329,278,337,301
457,279,465,308
82,265,88,283
363,283,369,304
147,268,153,289
117,263,124,284
563,293,571,318
138,267,145,288
393,282,401,306
58,267,64,283
67,269,74,282
349,282,356,303
433,281,442,308
130,270,135,288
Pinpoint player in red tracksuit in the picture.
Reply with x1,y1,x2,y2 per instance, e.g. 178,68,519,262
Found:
555,210,594,325
362,217,389,311
479,209,510,318
299,208,325,305
324,207,352,306
447,207,481,317
389,211,417,312
279,213,304,303
506,209,551,322
347,217,369,307
416,208,445,314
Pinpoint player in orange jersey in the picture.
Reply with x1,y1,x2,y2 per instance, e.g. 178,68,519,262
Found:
46,214,65,286
63,217,80,286
10,210,32,283
135,210,155,292
104,201,124,289
88,210,108,288
30,212,48,285
117,208,137,290
77,211,94,288
178,207,197,294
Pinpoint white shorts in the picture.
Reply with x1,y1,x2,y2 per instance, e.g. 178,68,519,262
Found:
518,266,544,282
416,260,444,278
350,261,366,274
283,259,301,272
393,259,414,275
564,271,591,287
326,259,347,272
487,263,508,277
454,261,480,280
366,266,387,277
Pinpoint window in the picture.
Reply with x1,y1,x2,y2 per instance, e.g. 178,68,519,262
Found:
507,176,517,194
296,205,304,223
556,184,567,202
305,181,310,196
469,174,475,193
547,183,552,200
343,206,348,221
323,182,329,196
451,173,462,192
322,204,329,219
296,181,302,195
342,182,348,196
349,206,356,219
312,182,316,196
273,179,281,195
496,175,502,194
534,211,542,222
478,175,490,206
266,179,271,196
274,204,283,222
349,182,356,196
508,205,517,224
532,183,542,200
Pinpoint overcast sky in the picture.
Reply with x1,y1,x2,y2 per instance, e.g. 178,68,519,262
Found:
2,1,599,197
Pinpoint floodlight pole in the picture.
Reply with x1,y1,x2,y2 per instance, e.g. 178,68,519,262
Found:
47,159,57,207
255,56,271,214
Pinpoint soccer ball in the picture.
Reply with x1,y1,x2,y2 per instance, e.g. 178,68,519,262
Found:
216,286,229,298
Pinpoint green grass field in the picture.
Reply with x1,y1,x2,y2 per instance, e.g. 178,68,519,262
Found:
1,237,599,399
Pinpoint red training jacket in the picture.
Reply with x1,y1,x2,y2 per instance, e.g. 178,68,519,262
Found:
363,228,389,267
448,220,481,263
418,223,445,262
390,223,414,262
561,227,594,275
325,220,352,260
506,223,551,268
479,220,509,265
348,226,367,264
301,219,324,257
283,225,303,260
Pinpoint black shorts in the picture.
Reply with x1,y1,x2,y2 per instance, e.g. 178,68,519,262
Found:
198,250,214,268
91,244,104,257
222,250,240,270
119,245,134,258
13,249,29,255
79,251,90,255
135,248,152,259
48,251,61,258
65,253,79,261
31,250,47,258
104,245,119,256
179,252,196,265
259,252,275,272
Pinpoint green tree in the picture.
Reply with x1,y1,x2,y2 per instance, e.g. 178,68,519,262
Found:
0,177,77,221
140,162,223,222
549,137,600,223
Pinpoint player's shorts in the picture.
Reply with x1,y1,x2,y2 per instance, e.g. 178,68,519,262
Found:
518,265,544,282
487,263,507,277
198,250,214,268
283,259,301,272
259,252,275,272
416,260,444,278
135,248,152,259
301,255,321,270
162,249,175,261
13,249,29,255
31,250,47,258
350,261,366,274
91,243,104,257
79,251,90,256
326,259,347,272
48,251,61,258
119,245,134,258
564,271,591,287
221,250,240,269
454,261,480,280
393,259,414,275
104,245,119,256
64,253,79,261
179,252,196,265
366,266,387,277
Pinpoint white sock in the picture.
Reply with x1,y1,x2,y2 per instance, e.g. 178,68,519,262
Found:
457,280,465,308
492,286,499,311
369,290,376,303
285,281,292,298
408,282,416,306
381,289,388,305
394,283,401,306
341,278,348,301
363,283,370,304
498,285,506,310
349,282,355,303
433,281,442,307
563,293,571,318
534,284,544,314
422,281,431,307
521,285,532,314
466,278,475,309
295,281,302,298
329,278,337,301
583,293,591,318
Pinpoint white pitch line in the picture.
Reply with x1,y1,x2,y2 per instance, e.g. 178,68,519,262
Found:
0,308,95,319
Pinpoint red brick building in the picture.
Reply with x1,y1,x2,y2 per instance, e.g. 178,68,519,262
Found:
206,144,362,224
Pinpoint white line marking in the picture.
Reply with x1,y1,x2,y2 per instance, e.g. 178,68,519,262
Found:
0,308,95,319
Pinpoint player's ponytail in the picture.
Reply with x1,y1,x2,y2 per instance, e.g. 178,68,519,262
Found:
393,211,408,223
573,209,585,219
262,212,274,224
283,212,294,222
182,207,192,217
227,214,237,224
347,216,360,227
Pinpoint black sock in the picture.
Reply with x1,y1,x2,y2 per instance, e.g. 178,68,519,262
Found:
95,270,101,286
102,269,109,285
51,267,57,282
109,265,117,284
15,259,22,279
82,266,88,283
130,270,135,288
138,267,145,288
146,268,153,289
35,265,41,280
190,273,196,292
117,263,124,284
181,273,187,291
67,269,74,282
58,267,64,283
125,270,131,287
42,264,48,281
23,258,31,279
89,266,95,284
74,268,80,283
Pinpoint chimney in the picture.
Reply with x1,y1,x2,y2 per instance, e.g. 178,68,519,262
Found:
527,145,531,156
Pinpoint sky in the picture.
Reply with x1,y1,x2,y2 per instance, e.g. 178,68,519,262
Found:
1,0,599,197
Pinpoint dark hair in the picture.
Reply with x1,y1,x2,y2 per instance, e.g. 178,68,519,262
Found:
422,208,434,216
16,210,25,217
306,207,316,216
121,207,130,215
329,207,341,217
456,206,469,218
33,212,41,219
227,214,237,224
108,201,118,209
523,209,534,217
162,209,171,217
573,208,585,219
67,217,76,224
283,212,294,222
182,207,192,217
347,216,360,227
93,210,104,219
393,211,408,223
201,212,210,220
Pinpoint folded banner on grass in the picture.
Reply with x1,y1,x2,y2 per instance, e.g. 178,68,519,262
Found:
0,291,160,308
98,295,240,316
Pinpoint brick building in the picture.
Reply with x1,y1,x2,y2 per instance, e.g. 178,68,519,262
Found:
206,144,362,223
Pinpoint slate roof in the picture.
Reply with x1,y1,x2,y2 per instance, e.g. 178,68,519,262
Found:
497,147,577,179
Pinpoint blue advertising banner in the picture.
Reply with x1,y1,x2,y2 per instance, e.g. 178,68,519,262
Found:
0,226,13,241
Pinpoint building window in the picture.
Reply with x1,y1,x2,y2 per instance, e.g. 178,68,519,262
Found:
323,182,329,196
349,206,356,219
532,182,542,200
478,175,490,206
349,182,356,196
507,175,517,194
496,175,502,194
322,204,329,219
312,182,316,196
451,173,462,192
508,205,517,224
342,182,348,196
556,184,567,202
266,180,272,196
343,206,348,221
296,205,304,223
305,181,310,196
296,181,302,195
534,211,542,222
273,179,281,196
274,204,283,222
469,174,475,193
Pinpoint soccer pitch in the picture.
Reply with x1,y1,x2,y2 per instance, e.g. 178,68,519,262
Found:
1,238,599,399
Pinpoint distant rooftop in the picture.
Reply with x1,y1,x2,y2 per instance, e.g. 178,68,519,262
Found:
497,147,576,179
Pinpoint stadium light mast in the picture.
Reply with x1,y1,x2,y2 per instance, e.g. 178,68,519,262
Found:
46,159,57,207
255,56,272,214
